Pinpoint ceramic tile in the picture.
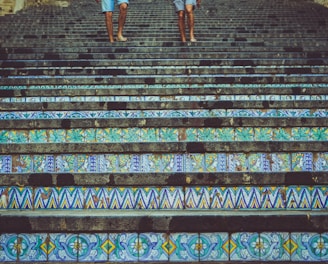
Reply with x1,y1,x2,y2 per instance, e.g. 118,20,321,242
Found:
254,127,273,141
135,187,160,209
320,233,328,261
311,127,327,141
197,128,216,141
57,187,84,209
0,187,9,208
48,233,79,261
34,187,59,209
29,129,48,143
0,233,18,261
199,233,229,261
210,187,235,209
108,233,138,261
8,186,33,209
77,154,98,173
138,233,169,261
160,128,179,142
169,233,199,261
162,154,184,172
0,155,12,173
48,129,66,143
33,155,55,173
286,186,312,209
185,128,198,141
230,232,260,261
18,233,48,261
228,153,247,172
78,233,108,262
160,187,184,209
235,186,261,209
292,152,313,171
273,127,292,141
12,155,33,173
249,153,271,172
185,187,210,209
260,232,290,261
271,153,291,171
311,186,328,210
84,187,110,209
122,127,140,142
95,128,111,143
205,153,227,172
10,130,29,143
235,127,254,141
292,127,311,141
118,154,135,172
140,128,159,142
290,232,321,261
55,154,76,172
261,186,286,209
314,152,328,171
217,128,234,141
0,130,9,143
66,128,85,143
98,154,117,172
140,154,161,172
108,187,135,209
185,154,204,172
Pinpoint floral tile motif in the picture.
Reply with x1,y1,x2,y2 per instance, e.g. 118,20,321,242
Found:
235,127,254,141
320,233,328,261
260,232,290,261
311,127,327,141
57,187,84,209
18,233,48,261
228,153,247,172
286,186,312,209
140,154,161,172
135,187,160,209
118,154,136,172
185,187,210,209
249,153,271,172
292,152,313,171
261,186,286,209
160,128,179,142
33,155,55,173
98,154,117,172
205,153,227,172
108,187,135,209
77,155,98,173
254,127,273,141
78,233,108,262
314,152,328,171
160,187,184,209
185,154,204,172
48,233,79,261
48,129,66,143
210,187,235,209
7,186,33,209
84,187,110,209
197,128,216,141
12,155,33,173
199,233,229,261
235,186,261,209
29,129,48,143
217,128,234,141
290,233,321,261
138,233,169,261
55,154,76,173
140,128,159,142
108,233,139,261
274,127,292,141
169,233,199,261
0,234,18,261
311,186,328,210
34,187,59,209
162,154,185,172
271,153,291,172
230,232,260,261
9,130,29,143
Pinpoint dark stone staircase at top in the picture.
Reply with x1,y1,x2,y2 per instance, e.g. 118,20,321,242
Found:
0,0,328,262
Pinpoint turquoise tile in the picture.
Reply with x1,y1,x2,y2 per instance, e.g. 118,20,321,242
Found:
160,128,179,142
292,127,311,141
48,129,66,143
291,232,321,261
169,233,199,261
77,154,98,173
235,127,254,141
108,233,138,261
217,128,234,141
48,233,79,261
314,152,328,171
0,234,18,261
230,232,260,261
321,233,328,261
140,128,159,142
29,129,48,143
197,128,216,141
18,233,48,261
260,232,290,261
122,127,140,142
254,127,273,141
199,233,229,261
274,127,292,141
138,233,168,261
55,154,76,173
311,127,327,141
78,233,108,262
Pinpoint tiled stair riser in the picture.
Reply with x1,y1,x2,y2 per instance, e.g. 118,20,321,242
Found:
0,152,327,173
0,232,328,262
0,186,327,210
0,127,327,143
0,109,327,119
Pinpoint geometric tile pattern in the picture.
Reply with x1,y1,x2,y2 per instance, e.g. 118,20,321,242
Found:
1,232,327,262
0,153,327,173
0,185,327,210
0,127,326,143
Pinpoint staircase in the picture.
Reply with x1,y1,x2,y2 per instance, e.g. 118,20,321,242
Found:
0,0,328,262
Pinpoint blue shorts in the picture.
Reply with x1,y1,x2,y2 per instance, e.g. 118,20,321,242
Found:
173,0,196,12
102,0,128,12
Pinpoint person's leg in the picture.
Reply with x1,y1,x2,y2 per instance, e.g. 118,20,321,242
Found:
185,4,195,41
117,2,128,41
177,10,186,42
105,12,115,42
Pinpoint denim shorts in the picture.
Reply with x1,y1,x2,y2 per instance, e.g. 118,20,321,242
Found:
173,0,196,12
102,0,128,12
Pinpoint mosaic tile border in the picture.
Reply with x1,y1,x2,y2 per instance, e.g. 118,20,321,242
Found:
0,127,326,143
0,152,327,173
0,109,327,120
0,185,327,210
0,232,327,262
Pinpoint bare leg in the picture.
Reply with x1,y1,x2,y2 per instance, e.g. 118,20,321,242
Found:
117,3,128,41
185,4,196,41
105,12,115,43
177,10,186,42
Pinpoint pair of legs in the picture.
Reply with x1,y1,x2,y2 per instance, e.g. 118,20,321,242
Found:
174,0,199,42
102,0,128,43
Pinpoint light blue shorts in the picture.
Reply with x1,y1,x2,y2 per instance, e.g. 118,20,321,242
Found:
102,0,128,12
173,0,196,12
